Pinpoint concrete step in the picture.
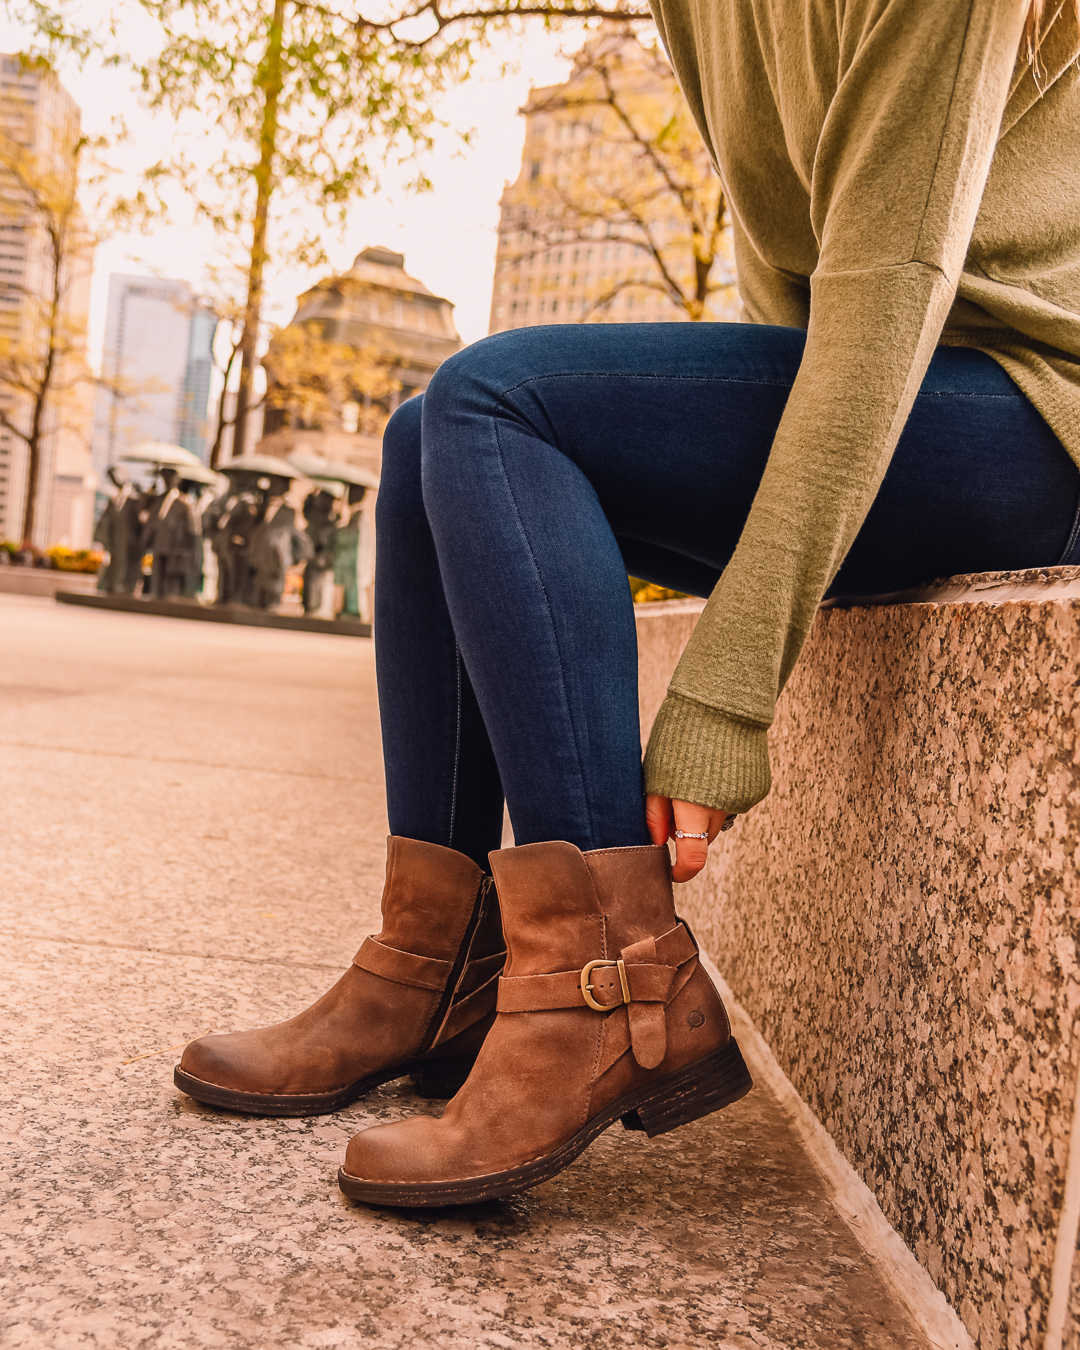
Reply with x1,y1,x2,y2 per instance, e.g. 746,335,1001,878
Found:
0,566,98,598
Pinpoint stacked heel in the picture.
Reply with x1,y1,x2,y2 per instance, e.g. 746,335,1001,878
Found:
621,1038,753,1137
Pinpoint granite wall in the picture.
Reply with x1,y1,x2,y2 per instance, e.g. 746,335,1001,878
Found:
635,571,1080,1350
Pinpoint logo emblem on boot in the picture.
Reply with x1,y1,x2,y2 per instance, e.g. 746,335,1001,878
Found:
687,1010,706,1028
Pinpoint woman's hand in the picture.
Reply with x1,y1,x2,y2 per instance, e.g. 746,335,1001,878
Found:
645,793,729,883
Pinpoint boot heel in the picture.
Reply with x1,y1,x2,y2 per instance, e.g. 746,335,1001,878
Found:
411,1055,477,1099
621,1038,753,1138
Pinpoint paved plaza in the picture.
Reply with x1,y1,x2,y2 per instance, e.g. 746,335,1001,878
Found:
1,594,930,1349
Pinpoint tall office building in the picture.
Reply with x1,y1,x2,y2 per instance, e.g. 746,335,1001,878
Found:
176,300,217,456
92,275,218,478
0,56,94,546
489,28,736,335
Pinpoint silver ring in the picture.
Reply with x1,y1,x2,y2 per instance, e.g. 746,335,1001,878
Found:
674,830,709,841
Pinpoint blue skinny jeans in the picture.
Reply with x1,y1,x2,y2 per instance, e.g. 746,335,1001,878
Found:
375,323,1080,870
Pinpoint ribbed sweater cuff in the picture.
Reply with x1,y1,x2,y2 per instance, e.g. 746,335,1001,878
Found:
642,692,772,814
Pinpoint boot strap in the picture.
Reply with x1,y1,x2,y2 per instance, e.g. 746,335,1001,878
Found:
353,939,506,998
456,949,507,994
496,923,697,1068
438,968,501,1042
353,936,453,992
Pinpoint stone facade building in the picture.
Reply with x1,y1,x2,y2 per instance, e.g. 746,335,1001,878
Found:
489,27,737,335
260,246,462,476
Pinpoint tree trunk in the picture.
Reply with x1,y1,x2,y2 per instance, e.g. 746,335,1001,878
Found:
208,343,240,470
21,228,62,545
20,410,44,545
232,0,285,461
689,190,727,323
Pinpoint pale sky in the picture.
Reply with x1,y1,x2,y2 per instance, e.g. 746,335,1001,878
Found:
0,4,588,367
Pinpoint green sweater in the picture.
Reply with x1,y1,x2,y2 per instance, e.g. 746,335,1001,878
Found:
643,0,1080,813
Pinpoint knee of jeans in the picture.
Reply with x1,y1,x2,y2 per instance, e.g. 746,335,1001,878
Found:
376,394,425,528
423,330,540,427
421,333,535,484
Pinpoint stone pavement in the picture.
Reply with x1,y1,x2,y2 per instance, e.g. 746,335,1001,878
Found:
1,593,930,1350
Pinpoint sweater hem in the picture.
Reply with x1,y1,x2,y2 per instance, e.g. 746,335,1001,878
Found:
643,693,772,814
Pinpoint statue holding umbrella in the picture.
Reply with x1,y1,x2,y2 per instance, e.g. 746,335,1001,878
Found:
215,455,313,610
299,478,342,616
96,442,205,597
287,454,379,623
94,465,144,595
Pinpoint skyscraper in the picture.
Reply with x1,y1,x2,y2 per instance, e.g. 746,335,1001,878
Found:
92,275,218,477
177,301,217,457
0,56,93,546
489,27,736,335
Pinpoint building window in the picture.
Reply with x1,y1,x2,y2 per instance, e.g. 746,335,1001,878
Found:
495,304,505,318
511,301,518,315
551,299,559,314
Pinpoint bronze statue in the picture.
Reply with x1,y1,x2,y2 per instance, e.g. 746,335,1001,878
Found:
93,465,145,595
301,486,338,614
248,488,313,610
146,468,201,599
207,490,257,605
333,483,372,620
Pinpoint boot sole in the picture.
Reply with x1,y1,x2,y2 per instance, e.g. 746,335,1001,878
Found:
337,1037,753,1207
173,1053,477,1118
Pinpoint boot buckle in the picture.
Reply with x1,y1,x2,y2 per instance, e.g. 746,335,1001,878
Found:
580,959,630,1011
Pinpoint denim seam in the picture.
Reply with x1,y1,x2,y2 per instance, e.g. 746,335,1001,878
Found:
489,411,596,847
492,372,1019,399
496,373,794,395
447,642,463,850
1055,492,1080,566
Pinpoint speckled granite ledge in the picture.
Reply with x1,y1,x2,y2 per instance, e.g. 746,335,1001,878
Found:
636,568,1080,1350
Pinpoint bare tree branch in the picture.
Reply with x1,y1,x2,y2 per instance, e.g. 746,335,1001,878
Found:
494,31,734,325
350,0,651,49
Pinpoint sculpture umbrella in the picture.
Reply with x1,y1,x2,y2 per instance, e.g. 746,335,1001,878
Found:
220,454,301,479
176,462,222,487
302,459,380,491
121,440,203,468
285,450,334,479
305,477,344,498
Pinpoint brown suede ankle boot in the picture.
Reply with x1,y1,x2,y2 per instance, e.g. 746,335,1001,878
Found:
173,837,505,1116
337,840,752,1206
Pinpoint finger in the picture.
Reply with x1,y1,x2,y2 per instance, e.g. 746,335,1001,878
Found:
644,793,673,847
670,799,718,883
672,832,709,883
